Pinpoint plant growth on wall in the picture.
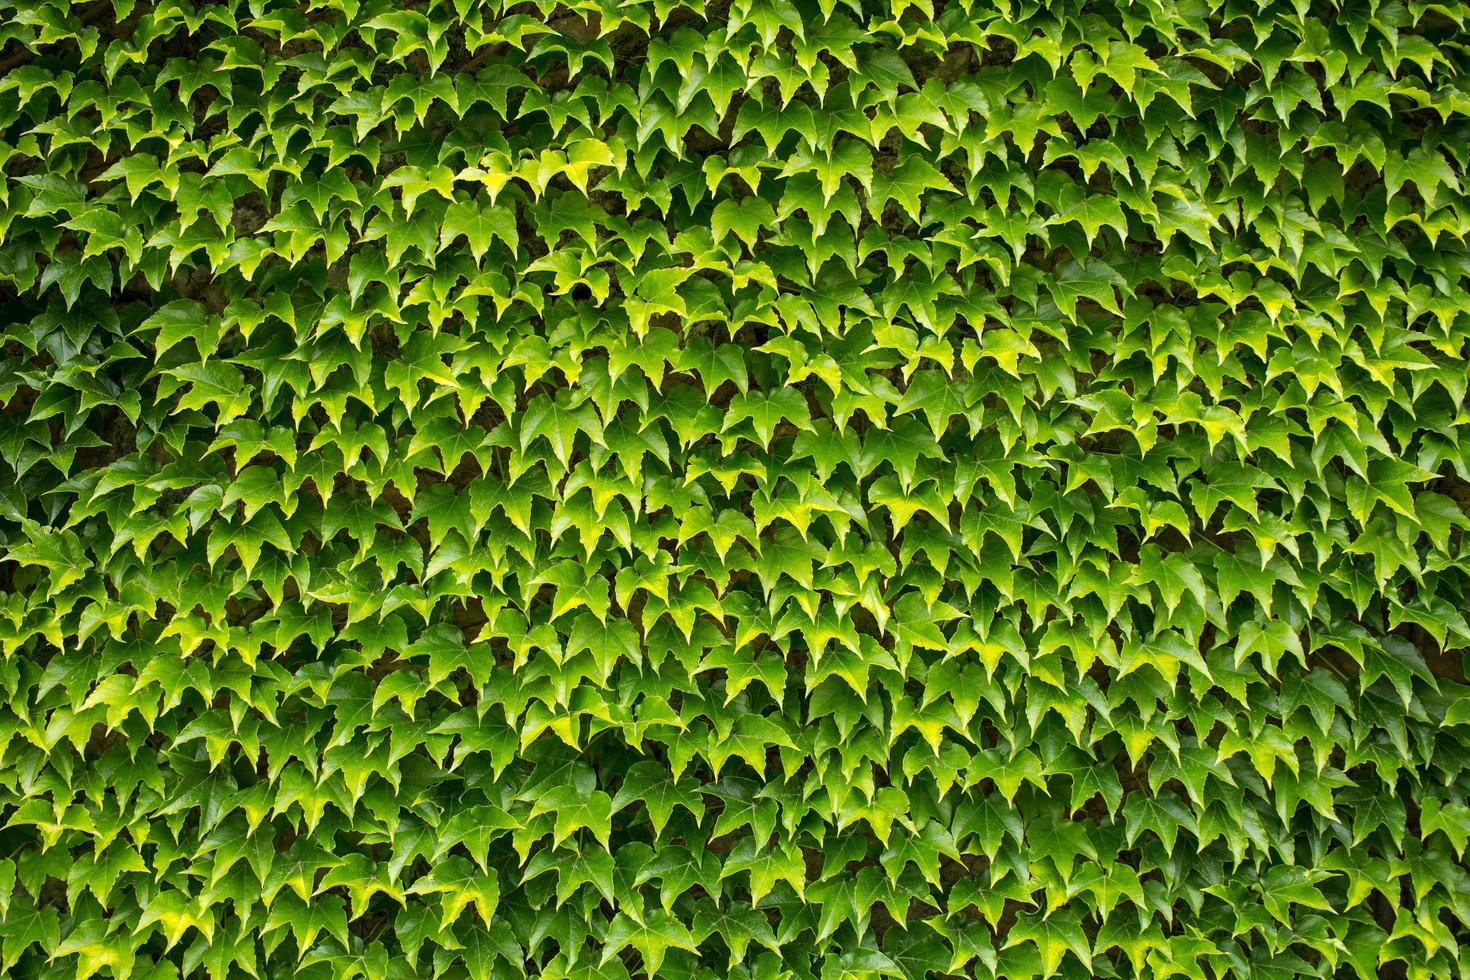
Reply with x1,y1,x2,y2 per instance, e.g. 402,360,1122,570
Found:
2,0,1470,977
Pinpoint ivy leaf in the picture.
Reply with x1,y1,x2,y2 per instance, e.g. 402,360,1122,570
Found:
720,837,807,905
723,387,814,448
611,761,706,838
520,393,607,468
440,198,519,262
531,785,614,849
600,910,699,975
712,196,776,248
870,158,953,225
2,899,60,972
407,857,501,929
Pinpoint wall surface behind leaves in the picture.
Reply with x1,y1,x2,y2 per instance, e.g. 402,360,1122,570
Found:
1,0,1470,977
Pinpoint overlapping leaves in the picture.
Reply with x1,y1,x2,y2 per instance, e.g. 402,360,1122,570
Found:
2,0,1470,977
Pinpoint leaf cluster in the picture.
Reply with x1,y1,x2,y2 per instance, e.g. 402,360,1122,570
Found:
1,0,1470,977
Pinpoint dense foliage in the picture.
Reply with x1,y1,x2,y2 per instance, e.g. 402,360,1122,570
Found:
2,0,1470,977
